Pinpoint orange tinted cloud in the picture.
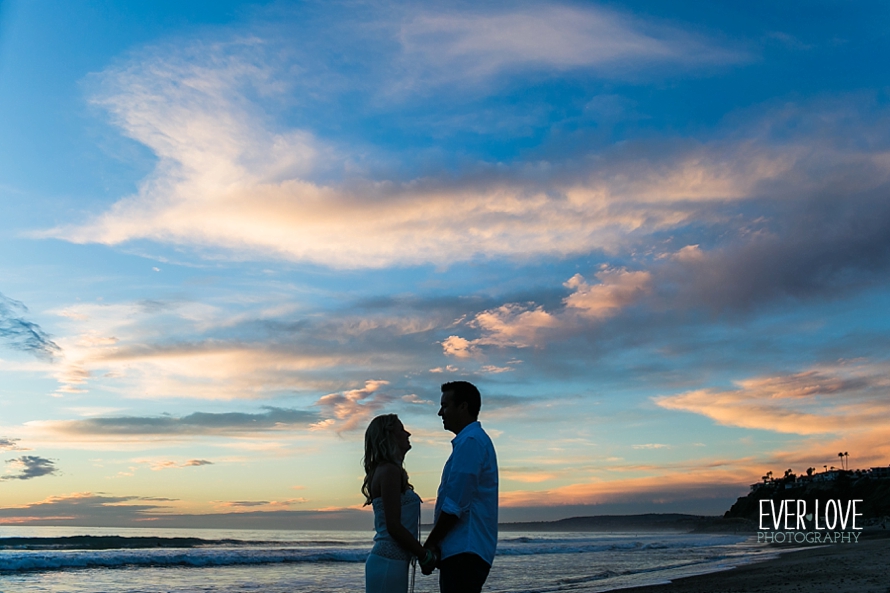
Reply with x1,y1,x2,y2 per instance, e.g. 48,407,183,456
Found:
564,268,651,319
312,380,396,432
442,267,650,355
471,304,559,348
655,362,890,435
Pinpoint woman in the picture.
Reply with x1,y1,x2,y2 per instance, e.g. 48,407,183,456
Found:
363,414,436,593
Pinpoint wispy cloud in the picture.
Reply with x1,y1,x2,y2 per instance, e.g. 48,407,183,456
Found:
2,455,57,481
213,498,308,511
0,492,365,528
0,492,173,525
43,294,447,401
32,407,318,437
46,298,348,398
35,31,772,269
0,293,60,360
133,458,214,471
45,45,890,307
96,48,889,315
398,4,747,84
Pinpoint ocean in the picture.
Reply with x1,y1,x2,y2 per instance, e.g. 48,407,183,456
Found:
0,527,777,592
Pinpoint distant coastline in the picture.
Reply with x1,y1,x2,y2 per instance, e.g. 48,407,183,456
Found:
493,513,751,533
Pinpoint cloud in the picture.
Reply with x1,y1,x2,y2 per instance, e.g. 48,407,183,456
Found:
43,292,454,401
214,498,307,511
442,267,651,354
184,459,213,467
134,458,214,471
564,268,652,319
2,456,58,480
645,359,890,481
0,293,60,360
398,4,746,83
19,17,890,429
90,344,342,400
312,380,396,432
655,361,890,436
440,335,476,358
0,437,27,451
655,190,890,312
0,492,366,529
0,492,173,525
32,407,318,437
48,310,351,399
36,32,771,270
480,364,515,374
471,304,559,348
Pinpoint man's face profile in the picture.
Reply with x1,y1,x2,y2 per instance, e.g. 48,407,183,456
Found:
438,390,466,434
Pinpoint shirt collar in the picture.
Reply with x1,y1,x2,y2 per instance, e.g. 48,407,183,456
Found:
451,420,481,445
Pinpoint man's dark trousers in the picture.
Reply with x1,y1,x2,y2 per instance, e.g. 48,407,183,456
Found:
439,553,491,593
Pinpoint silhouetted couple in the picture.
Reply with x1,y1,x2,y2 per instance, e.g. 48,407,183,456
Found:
362,380,498,593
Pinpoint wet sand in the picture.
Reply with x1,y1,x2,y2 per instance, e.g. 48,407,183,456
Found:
613,531,890,593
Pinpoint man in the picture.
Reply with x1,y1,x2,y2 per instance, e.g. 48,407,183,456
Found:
423,380,498,593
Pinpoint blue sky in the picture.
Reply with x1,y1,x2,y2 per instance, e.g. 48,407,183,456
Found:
1,0,890,528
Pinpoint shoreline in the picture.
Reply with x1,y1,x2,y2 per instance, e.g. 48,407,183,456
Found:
609,530,890,593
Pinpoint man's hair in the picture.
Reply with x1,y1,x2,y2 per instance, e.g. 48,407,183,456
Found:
441,381,481,417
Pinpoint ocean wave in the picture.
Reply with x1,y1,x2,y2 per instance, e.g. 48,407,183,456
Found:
555,559,712,586
0,536,350,551
496,536,744,557
0,534,750,573
0,548,369,572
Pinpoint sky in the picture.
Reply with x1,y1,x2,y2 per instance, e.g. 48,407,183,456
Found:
1,0,890,529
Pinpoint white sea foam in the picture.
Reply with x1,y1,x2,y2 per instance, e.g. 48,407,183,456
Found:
0,547,369,572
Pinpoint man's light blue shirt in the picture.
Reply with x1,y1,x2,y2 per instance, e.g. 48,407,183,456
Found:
434,421,498,565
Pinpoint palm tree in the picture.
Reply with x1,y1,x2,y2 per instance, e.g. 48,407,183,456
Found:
838,452,845,470
844,452,849,471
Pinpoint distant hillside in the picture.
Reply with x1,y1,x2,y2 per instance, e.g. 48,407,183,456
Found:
499,513,751,533
725,469,890,521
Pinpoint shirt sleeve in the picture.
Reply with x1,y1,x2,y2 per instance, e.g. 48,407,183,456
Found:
440,436,485,518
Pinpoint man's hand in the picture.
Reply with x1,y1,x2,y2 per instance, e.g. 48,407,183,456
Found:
419,545,438,575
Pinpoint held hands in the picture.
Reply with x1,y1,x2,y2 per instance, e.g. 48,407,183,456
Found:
419,546,438,575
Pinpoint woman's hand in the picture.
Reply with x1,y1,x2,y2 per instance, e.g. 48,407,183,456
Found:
419,547,438,575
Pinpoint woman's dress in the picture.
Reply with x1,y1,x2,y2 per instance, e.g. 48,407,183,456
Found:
365,489,421,593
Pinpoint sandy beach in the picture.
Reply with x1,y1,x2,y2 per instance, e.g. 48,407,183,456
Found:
613,531,890,593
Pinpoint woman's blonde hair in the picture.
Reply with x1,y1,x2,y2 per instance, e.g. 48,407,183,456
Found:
361,414,412,505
